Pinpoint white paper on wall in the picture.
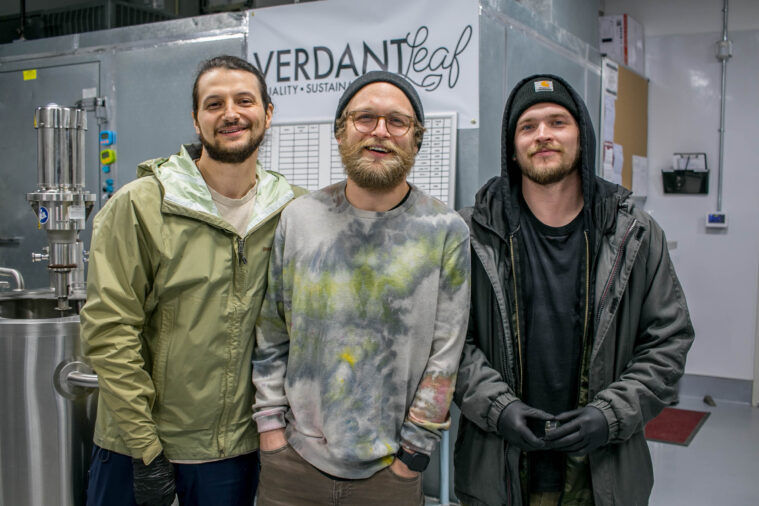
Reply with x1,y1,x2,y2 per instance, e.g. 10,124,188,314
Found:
602,59,619,95
632,155,648,197
602,93,616,143
602,141,615,182
258,112,458,206
612,143,624,185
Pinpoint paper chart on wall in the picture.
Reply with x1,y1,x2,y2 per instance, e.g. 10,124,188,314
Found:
258,112,458,206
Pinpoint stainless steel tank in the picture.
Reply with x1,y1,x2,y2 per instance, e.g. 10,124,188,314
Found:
0,289,97,506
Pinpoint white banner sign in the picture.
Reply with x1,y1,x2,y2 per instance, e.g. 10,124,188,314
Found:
248,0,479,129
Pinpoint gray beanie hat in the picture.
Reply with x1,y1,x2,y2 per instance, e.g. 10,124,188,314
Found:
334,71,424,148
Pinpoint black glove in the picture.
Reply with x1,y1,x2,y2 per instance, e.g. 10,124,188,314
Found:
544,406,608,456
496,400,554,451
132,452,176,506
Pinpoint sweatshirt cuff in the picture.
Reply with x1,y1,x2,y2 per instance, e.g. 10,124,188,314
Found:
400,420,439,454
253,408,287,433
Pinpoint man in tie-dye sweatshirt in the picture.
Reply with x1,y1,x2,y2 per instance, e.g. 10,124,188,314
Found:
252,72,470,506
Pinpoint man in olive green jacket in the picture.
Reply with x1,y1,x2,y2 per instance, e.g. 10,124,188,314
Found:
81,55,305,506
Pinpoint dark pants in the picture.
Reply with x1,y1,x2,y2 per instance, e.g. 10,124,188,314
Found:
256,443,424,506
86,445,259,506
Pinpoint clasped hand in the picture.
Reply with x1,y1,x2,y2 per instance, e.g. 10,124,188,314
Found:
498,401,608,455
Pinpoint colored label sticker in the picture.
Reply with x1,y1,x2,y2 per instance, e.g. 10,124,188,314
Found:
39,206,49,224
23,69,37,81
534,80,554,92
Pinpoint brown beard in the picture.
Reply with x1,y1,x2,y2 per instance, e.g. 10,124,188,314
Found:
520,143,580,185
338,137,416,191
199,120,265,164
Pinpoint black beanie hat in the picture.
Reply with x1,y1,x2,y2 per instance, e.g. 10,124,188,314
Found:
506,76,580,141
334,71,425,148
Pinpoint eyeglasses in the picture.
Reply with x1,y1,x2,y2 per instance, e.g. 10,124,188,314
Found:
347,111,415,136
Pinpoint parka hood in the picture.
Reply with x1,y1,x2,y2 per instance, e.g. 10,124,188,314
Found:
473,74,605,236
136,143,297,237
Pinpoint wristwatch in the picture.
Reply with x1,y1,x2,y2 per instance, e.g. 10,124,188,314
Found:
396,446,430,472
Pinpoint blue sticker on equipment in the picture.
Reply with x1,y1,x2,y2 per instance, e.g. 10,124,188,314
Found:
39,206,49,224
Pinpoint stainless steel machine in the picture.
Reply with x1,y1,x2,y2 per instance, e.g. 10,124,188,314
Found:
0,104,99,506
28,104,96,311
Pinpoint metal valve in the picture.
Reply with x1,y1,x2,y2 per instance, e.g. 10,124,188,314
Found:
31,246,50,263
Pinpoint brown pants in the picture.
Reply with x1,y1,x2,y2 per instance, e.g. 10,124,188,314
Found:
256,443,424,506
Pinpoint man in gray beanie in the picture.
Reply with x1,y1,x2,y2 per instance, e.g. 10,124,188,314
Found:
252,71,470,505
454,74,694,505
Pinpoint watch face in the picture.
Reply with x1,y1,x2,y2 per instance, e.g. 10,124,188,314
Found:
399,448,430,472
410,453,429,471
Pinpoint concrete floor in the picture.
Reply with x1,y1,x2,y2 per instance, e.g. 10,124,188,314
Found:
649,395,759,506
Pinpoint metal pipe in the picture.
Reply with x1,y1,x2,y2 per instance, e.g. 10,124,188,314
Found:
19,0,26,39
0,267,25,290
65,370,99,389
716,0,731,212
439,430,450,505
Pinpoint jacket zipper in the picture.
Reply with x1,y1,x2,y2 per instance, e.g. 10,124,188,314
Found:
237,237,247,265
576,231,591,403
595,219,637,326
508,236,524,394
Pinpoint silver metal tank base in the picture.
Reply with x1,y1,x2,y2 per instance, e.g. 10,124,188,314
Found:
0,289,97,506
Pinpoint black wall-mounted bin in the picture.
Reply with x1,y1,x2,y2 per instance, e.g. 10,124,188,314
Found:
661,169,709,194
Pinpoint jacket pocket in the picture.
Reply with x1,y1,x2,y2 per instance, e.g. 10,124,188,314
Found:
454,417,508,505
150,301,176,405
152,296,222,430
606,432,654,505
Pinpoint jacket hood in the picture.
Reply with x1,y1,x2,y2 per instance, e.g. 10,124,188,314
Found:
137,143,296,236
473,74,600,236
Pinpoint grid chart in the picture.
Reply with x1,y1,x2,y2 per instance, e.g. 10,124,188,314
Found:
259,112,457,206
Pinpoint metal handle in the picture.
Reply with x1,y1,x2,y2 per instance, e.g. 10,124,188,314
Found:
66,370,99,388
0,267,25,289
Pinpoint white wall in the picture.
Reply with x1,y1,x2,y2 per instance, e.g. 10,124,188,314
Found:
602,0,759,36
605,0,759,380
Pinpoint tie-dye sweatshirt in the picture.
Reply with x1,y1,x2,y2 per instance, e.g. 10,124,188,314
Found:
252,181,470,479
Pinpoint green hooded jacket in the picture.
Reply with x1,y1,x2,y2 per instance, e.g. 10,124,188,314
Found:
81,144,306,464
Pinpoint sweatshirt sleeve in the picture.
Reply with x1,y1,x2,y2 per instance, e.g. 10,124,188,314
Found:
80,187,163,465
400,227,471,454
252,216,290,433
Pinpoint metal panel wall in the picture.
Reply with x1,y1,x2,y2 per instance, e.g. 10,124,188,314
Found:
112,34,246,187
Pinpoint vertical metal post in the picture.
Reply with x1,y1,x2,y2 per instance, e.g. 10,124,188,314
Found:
754,264,759,407
716,0,731,212
19,0,26,39
439,430,450,505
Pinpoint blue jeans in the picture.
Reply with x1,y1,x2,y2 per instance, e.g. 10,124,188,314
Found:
86,445,259,506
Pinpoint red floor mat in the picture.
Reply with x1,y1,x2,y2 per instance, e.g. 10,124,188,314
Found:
644,407,710,446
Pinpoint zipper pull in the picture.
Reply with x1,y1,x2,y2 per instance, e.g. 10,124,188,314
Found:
237,237,247,265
